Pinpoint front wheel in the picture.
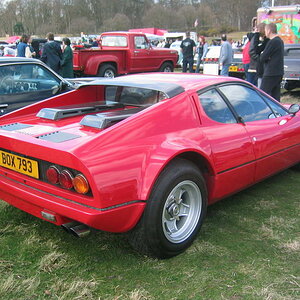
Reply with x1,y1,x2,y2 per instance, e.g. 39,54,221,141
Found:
128,158,207,258
98,64,117,78
159,62,174,72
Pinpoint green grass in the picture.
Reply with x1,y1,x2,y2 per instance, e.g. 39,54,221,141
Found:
0,168,299,300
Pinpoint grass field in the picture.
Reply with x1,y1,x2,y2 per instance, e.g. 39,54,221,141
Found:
0,167,299,299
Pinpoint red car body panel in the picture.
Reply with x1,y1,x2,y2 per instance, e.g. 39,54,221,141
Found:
0,73,299,233
73,32,178,76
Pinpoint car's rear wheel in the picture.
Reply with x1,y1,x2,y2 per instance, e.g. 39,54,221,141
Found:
128,158,207,258
159,62,174,72
98,64,117,78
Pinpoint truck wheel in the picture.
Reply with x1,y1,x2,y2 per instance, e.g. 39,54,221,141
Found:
283,80,298,91
128,158,207,258
98,64,117,78
159,62,174,72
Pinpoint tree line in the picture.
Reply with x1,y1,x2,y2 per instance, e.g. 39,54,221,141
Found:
0,0,297,37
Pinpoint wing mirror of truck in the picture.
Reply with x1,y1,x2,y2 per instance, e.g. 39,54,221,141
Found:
288,103,300,115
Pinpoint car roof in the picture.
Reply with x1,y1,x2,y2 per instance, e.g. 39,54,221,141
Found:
77,73,240,97
0,57,40,64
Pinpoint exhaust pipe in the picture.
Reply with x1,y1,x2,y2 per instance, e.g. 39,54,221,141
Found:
61,221,90,238
69,224,91,238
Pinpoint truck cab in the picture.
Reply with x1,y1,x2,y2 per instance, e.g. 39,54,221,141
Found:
73,32,178,78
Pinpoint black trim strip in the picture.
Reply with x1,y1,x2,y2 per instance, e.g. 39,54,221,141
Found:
217,142,300,175
0,174,145,212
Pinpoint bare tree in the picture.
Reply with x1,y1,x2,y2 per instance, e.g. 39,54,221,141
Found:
0,0,276,36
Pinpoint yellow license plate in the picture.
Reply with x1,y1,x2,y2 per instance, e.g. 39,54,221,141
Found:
0,150,39,179
229,66,238,72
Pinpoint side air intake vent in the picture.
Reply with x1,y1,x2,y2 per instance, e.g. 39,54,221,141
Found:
80,108,144,129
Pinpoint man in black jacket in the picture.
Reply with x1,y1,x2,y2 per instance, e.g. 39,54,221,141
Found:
249,23,269,87
260,23,284,101
41,32,62,74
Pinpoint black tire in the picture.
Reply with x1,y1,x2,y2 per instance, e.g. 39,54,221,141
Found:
128,158,207,258
98,64,117,78
159,62,174,72
283,80,298,91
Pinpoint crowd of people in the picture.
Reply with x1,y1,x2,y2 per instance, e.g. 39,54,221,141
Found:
0,33,74,78
242,22,284,101
179,31,233,76
180,23,284,102
1,25,285,101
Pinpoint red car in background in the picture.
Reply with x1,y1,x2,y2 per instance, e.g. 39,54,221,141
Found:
0,73,299,258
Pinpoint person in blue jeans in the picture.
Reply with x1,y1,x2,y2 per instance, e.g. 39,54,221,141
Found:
219,34,233,76
180,32,196,73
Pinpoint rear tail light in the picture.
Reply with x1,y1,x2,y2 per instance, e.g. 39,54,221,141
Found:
73,174,90,194
46,165,90,195
46,166,60,184
59,170,74,189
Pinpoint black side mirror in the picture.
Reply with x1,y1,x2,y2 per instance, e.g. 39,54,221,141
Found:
288,104,300,116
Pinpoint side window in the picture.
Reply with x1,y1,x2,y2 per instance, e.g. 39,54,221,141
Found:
198,89,236,123
0,64,60,95
219,85,273,122
286,48,300,57
134,36,149,49
261,95,288,117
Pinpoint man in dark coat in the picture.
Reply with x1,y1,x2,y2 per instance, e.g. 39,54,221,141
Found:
41,32,62,74
61,38,74,78
260,23,284,102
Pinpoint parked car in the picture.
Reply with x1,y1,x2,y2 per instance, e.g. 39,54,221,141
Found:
282,43,300,91
0,57,93,116
202,46,245,78
0,73,299,258
73,31,178,77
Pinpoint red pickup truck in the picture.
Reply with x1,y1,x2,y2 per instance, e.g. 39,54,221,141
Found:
73,32,178,77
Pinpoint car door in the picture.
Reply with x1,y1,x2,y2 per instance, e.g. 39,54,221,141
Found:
218,84,300,182
0,63,62,115
130,35,153,71
197,88,256,201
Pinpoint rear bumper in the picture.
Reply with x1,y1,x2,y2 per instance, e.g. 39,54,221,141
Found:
0,174,145,233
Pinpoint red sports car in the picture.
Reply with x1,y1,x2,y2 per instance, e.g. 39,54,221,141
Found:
0,73,299,258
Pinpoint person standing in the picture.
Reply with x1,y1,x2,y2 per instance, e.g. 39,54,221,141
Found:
260,23,284,102
61,38,74,78
249,23,269,88
195,36,208,73
219,34,233,76
17,34,30,57
180,32,196,73
242,33,252,83
40,32,62,74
